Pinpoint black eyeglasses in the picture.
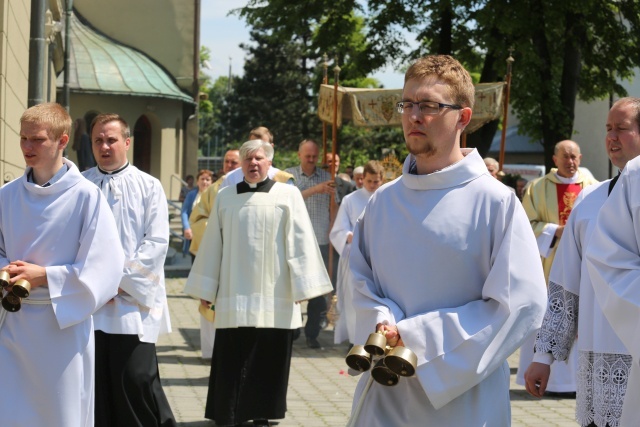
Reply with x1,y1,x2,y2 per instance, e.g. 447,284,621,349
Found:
396,101,462,115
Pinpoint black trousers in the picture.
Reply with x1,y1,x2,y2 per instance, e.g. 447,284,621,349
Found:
205,327,294,425
95,331,177,427
305,244,338,339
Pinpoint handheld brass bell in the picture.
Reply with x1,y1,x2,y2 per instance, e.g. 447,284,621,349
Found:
0,270,10,289
2,293,21,312
363,331,387,357
384,346,418,377
371,358,399,386
11,279,31,299
346,345,372,372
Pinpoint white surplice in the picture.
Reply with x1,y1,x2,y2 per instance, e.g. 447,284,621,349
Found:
535,180,631,426
329,188,372,344
184,182,333,329
586,157,640,427
349,149,547,426
0,159,124,426
83,165,171,343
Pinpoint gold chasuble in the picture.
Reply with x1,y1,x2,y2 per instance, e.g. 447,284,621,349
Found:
522,169,598,281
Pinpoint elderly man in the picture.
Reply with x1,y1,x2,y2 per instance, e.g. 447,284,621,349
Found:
347,55,546,426
185,140,332,427
84,114,176,426
286,139,335,349
221,126,293,188
483,157,500,178
517,139,598,394
0,104,124,426
189,149,241,257
353,166,364,189
525,98,640,426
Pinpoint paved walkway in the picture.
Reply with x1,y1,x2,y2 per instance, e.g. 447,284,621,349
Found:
158,277,577,426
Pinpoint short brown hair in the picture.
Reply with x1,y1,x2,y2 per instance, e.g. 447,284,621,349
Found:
248,126,273,144
613,97,640,130
404,55,475,109
363,160,384,179
20,103,72,140
196,169,214,180
90,113,130,139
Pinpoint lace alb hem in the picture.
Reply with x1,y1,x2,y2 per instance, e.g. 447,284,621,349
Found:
576,351,631,427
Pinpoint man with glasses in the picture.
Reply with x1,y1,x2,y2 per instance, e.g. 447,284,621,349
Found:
347,55,546,426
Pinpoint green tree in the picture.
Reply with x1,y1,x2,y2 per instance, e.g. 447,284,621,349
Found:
363,0,640,169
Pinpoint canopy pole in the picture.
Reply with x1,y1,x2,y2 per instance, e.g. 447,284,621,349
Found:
499,49,515,171
329,58,341,286
321,53,329,161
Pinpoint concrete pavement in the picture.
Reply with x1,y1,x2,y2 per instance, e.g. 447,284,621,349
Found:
158,277,577,426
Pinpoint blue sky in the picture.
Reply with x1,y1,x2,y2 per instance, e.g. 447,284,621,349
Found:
200,0,406,89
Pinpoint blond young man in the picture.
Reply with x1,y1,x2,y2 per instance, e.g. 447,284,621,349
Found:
0,103,124,426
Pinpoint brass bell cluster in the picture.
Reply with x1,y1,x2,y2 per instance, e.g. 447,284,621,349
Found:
0,270,31,312
345,330,418,386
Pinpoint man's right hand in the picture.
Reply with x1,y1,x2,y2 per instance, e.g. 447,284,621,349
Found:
315,180,335,195
554,225,565,238
524,362,551,398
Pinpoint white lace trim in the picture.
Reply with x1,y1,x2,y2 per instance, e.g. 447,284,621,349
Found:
535,281,578,361
576,351,631,427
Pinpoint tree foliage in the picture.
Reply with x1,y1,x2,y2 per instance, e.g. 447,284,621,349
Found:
200,0,640,170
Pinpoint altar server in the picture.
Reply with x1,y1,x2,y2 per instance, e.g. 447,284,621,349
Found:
185,139,332,427
586,113,640,426
330,160,384,345
84,114,176,426
525,97,640,426
517,140,598,393
348,55,547,426
0,103,124,426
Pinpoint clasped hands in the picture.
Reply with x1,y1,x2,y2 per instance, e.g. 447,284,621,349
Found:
2,260,47,289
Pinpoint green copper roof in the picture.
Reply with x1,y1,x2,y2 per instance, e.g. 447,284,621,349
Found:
58,12,195,104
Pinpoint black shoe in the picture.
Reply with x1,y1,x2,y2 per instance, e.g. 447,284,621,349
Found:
253,419,270,426
306,337,322,349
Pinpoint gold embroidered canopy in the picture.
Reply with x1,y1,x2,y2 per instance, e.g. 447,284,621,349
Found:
317,82,505,134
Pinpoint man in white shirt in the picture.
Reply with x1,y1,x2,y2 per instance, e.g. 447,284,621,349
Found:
347,55,547,426
0,103,124,426
84,113,176,427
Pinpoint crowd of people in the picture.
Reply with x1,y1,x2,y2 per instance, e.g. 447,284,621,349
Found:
2,54,640,427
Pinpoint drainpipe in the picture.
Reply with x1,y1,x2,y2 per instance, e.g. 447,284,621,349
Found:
28,0,47,107
62,0,73,111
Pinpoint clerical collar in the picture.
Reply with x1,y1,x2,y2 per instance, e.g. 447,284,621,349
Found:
98,162,129,175
27,163,69,187
554,171,580,184
237,177,275,194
